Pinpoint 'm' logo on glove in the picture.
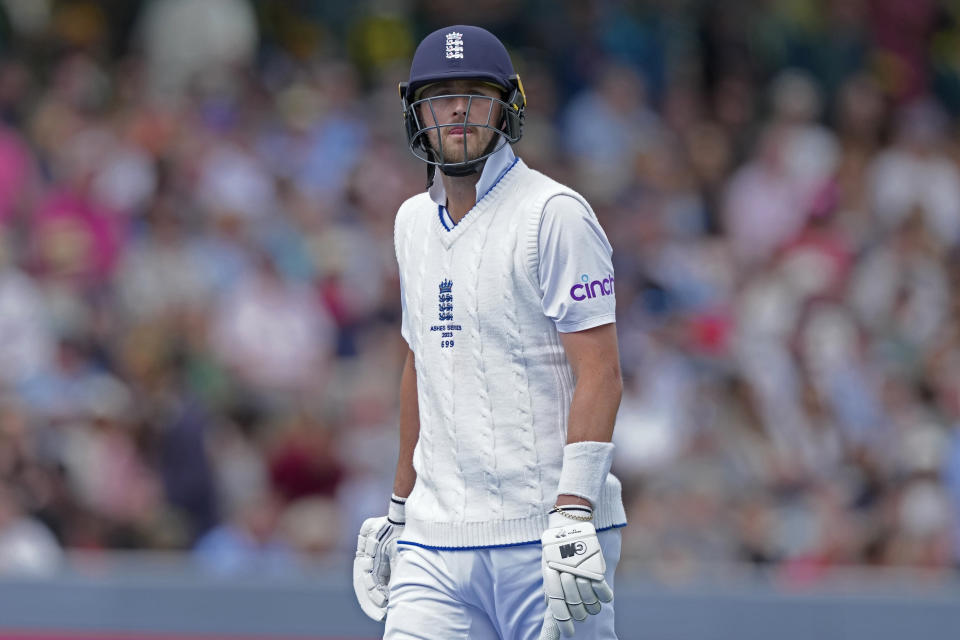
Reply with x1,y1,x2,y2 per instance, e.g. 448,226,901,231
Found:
559,541,587,558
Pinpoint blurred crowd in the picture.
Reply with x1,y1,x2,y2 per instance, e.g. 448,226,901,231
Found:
1,0,960,583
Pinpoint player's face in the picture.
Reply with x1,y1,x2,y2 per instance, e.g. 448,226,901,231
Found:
417,80,504,165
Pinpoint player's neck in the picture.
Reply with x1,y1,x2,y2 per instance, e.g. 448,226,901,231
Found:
441,172,482,224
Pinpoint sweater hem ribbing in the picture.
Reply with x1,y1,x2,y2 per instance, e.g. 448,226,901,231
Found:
401,483,627,549
397,522,626,551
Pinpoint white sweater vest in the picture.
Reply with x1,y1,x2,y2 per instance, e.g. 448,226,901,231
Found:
394,159,626,548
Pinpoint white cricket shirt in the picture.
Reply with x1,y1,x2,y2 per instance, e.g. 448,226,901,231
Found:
394,147,626,548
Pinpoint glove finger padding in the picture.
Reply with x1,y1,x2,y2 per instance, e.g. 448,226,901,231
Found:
559,572,587,621
543,595,575,638
576,576,602,615
593,578,614,603
541,521,611,636
575,576,598,604
546,591,575,634
538,611,563,640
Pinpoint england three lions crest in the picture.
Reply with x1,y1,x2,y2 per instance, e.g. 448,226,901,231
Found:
445,32,464,59
438,279,454,321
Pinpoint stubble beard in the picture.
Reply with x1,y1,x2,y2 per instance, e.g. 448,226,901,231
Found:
431,129,495,165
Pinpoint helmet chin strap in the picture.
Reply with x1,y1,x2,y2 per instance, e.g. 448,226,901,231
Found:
426,155,483,189
439,160,485,177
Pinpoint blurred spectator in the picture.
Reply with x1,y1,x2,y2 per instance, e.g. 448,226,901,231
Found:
115,198,207,322
562,62,662,202
196,140,277,224
137,0,258,96
723,126,810,266
207,400,270,519
869,98,960,244
267,410,344,503
158,395,218,540
29,181,123,289
767,69,840,202
192,489,295,575
0,482,62,575
0,122,35,223
57,373,159,525
0,234,54,384
208,251,333,392
279,495,341,557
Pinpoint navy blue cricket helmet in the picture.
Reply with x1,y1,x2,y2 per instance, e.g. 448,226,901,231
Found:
399,25,526,180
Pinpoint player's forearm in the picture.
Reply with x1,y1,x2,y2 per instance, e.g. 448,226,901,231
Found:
393,348,419,498
557,322,623,506
558,350,622,508
565,360,622,445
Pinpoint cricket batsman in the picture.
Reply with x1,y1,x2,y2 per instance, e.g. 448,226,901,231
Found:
353,24,626,640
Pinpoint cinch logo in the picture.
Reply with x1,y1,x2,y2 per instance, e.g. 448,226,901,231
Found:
570,273,615,301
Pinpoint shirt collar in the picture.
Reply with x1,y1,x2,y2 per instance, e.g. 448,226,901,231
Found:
428,143,517,208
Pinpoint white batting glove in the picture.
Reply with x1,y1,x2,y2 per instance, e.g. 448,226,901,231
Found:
352,495,406,621
539,508,613,639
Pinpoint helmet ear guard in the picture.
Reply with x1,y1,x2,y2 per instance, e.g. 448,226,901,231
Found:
399,82,429,155
400,81,438,187
502,74,526,142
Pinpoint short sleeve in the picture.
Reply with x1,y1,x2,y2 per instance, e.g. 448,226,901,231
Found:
538,194,616,332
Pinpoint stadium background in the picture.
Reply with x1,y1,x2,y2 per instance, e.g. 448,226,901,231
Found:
0,0,959,638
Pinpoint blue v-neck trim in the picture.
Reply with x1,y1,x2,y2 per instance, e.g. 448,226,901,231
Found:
478,156,519,203
437,157,519,233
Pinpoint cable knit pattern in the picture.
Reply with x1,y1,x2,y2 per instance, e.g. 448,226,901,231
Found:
398,198,437,518
467,210,502,518
502,205,542,512
393,161,626,548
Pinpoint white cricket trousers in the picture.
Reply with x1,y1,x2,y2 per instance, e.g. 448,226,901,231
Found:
383,528,621,640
